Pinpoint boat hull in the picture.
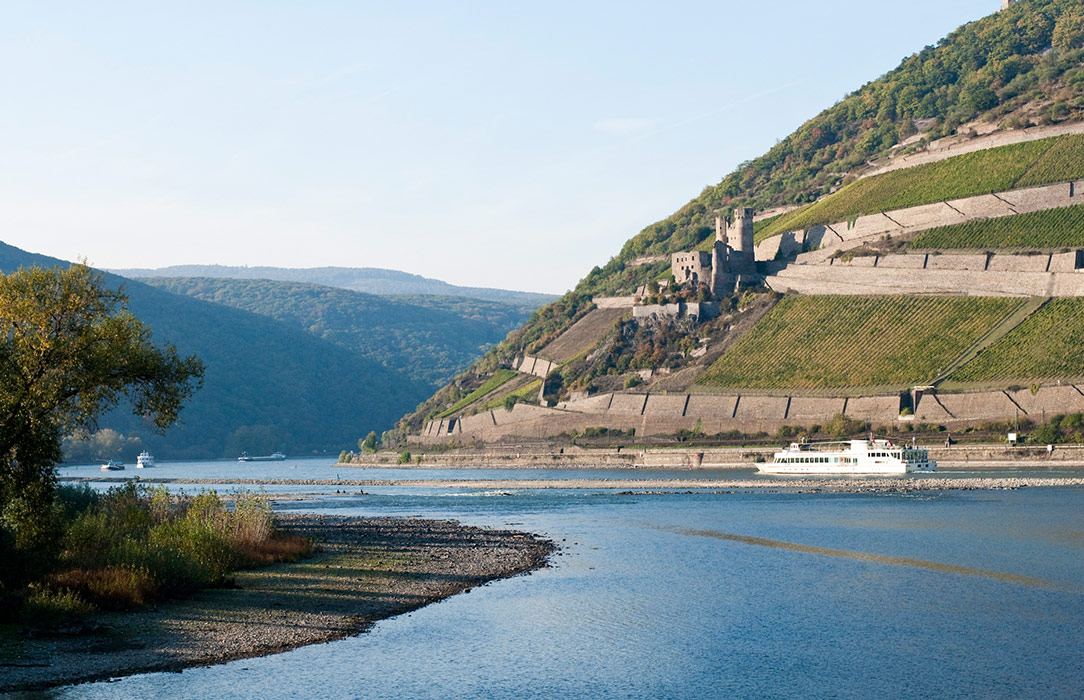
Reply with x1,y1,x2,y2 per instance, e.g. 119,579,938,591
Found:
758,461,936,475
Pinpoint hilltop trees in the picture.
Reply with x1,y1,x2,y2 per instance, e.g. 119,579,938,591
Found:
0,264,203,585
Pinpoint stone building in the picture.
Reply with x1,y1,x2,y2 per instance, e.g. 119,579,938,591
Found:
670,207,758,297
1001,0,1016,9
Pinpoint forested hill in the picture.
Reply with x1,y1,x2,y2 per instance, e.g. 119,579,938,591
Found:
394,0,1084,434
611,0,1084,280
0,241,426,459
137,276,532,388
112,264,557,308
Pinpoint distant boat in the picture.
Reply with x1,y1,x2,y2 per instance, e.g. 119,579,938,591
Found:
100,460,125,471
238,451,287,462
136,451,155,468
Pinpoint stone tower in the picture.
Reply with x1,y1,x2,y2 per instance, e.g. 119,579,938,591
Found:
731,207,756,275
1001,0,1016,9
710,215,734,296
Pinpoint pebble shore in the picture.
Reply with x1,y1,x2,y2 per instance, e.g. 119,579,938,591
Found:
0,515,554,693
62,475,1084,492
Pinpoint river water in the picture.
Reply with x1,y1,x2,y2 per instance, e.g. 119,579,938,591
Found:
20,459,1084,699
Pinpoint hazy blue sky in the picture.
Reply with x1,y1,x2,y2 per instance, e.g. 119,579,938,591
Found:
2,0,997,293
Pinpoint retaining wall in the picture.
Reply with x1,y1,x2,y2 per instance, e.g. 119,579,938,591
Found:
417,384,1084,444
756,180,1084,264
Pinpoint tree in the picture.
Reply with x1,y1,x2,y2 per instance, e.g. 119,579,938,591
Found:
0,264,204,507
359,431,379,453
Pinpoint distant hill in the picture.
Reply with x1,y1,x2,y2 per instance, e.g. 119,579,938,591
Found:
0,241,427,459
111,265,557,308
136,277,532,388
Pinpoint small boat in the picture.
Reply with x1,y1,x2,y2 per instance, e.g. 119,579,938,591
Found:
136,451,155,468
238,451,287,462
100,460,125,471
759,436,936,475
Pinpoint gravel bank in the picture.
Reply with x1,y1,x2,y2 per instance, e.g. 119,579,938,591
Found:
60,476,1084,492
0,515,554,693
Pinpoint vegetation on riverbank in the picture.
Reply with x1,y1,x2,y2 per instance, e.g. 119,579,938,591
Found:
2,484,312,626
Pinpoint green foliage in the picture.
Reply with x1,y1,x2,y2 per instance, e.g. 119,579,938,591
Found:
0,242,423,460
758,136,1084,240
139,277,535,388
436,369,518,418
912,204,1084,249
8,483,310,624
0,264,203,504
696,296,1019,389
359,431,380,454
397,451,412,464
624,375,644,389
950,298,1084,382
1026,413,1084,444
482,379,542,412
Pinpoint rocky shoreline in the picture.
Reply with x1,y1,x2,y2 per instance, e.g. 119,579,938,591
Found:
0,515,554,694
59,475,1084,493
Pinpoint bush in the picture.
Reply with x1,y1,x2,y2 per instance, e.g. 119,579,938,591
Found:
21,586,95,626
397,451,412,464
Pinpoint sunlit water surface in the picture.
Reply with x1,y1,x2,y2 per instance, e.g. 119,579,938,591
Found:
17,460,1084,699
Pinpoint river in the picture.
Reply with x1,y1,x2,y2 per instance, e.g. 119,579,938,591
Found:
17,458,1084,699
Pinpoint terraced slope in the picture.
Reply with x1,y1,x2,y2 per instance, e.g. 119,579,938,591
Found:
949,298,1084,384
758,135,1084,242
536,308,627,363
911,205,1084,250
695,296,1020,391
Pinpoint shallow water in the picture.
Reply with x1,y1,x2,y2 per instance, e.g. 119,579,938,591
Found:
22,465,1084,699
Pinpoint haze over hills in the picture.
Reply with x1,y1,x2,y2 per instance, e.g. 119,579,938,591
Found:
402,0,1084,444
137,276,533,388
0,240,426,459
112,265,558,308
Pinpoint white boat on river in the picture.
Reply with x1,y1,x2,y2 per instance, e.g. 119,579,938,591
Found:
760,437,936,475
136,451,155,468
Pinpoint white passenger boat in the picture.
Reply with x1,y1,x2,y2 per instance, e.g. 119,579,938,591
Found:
136,451,155,468
759,437,936,475
100,460,125,471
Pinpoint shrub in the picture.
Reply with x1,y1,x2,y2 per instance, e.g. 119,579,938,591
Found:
21,586,95,626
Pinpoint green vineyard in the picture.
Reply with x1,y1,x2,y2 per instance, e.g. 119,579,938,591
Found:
695,296,1020,390
437,369,518,418
910,204,1084,249
756,134,1084,242
949,298,1084,383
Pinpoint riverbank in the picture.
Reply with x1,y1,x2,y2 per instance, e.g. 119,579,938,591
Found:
344,443,1084,470
58,475,1084,492
0,515,554,693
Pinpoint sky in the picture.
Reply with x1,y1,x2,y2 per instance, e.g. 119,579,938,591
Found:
1,0,999,294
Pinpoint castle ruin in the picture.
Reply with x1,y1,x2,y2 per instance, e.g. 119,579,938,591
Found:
671,207,758,297
1001,0,1016,9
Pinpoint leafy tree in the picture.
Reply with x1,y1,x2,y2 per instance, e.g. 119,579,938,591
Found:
0,264,203,513
359,431,379,453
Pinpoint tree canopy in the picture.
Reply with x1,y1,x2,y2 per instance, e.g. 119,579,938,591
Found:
0,264,204,502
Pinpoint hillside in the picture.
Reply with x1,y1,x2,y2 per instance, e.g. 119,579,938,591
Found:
111,264,557,308
398,0,1084,443
135,277,531,388
0,241,425,459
